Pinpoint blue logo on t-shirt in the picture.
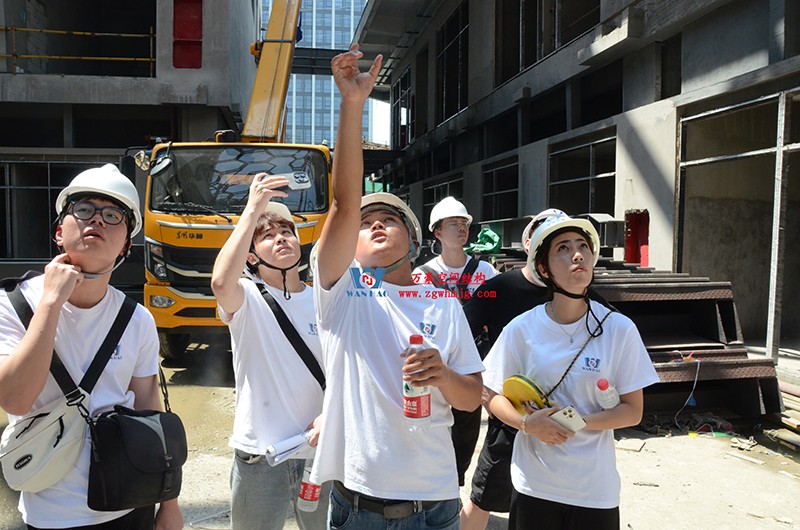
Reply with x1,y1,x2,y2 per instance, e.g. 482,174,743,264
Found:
111,344,122,361
583,357,601,372
308,323,318,336
346,267,388,298
419,322,437,338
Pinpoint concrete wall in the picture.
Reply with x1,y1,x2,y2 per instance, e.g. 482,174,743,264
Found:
615,100,677,271
682,0,769,93
682,156,774,339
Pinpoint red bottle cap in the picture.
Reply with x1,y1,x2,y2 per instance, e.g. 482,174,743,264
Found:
410,334,423,345
597,378,609,390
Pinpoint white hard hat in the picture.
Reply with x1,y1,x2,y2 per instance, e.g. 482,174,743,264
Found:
428,196,472,232
526,214,600,286
521,208,566,255
360,192,422,260
55,164,142,237
264,201,297,234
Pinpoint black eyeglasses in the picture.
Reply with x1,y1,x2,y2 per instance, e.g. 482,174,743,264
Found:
68,201,127,225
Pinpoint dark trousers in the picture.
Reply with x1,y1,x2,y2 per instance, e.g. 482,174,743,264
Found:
509,490,619,530
28,505,155,530
451,405,483,486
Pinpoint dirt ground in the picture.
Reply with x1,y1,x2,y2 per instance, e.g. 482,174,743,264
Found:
2,352,800,529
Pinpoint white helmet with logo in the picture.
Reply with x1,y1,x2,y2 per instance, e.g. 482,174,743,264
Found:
360,192,422,260
428,196,472,233
521,208,566,255
55,164,142,237
526,214,600,287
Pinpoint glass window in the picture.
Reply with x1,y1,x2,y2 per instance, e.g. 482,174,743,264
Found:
549,136,616,216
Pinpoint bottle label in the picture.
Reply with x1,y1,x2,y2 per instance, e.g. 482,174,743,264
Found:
299,481,321,502
403,383,431,419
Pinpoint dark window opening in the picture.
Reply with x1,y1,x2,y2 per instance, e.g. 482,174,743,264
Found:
485,111,519,157
527,87,567,143
580,60,623,126
549,136,615,216
483,159,519,220
660,34,682,99
436,2,469,123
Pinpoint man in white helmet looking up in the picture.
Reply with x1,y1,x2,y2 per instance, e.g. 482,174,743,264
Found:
309,44,483,530
0,164,183,529
413,197,497,303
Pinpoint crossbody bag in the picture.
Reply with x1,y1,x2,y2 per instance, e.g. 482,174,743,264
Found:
0,272,135,492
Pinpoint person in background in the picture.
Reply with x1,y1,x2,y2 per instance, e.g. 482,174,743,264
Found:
0,165,183,530
413,196,498,488
309,44,484,530
211,172,329,530
483,213,659,530
413,196,497,303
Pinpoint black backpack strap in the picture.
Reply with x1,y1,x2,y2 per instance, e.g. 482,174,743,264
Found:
456,258,481,298
417,265,451,291
78,296,137,393
5,275,137,401
255,282,326,391
5,274,82,401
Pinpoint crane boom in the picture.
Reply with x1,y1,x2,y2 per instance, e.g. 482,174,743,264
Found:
242,0,302,143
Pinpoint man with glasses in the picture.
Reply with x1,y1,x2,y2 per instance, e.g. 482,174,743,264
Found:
413,197,498,489
413,197,498,304
0,165,183,529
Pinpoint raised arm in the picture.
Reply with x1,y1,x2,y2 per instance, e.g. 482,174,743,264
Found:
316,44,382,289
210,173,288,315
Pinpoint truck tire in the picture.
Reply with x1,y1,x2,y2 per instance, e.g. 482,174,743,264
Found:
159,333,191,360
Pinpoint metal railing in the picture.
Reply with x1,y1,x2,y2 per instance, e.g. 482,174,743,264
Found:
0,26,155,77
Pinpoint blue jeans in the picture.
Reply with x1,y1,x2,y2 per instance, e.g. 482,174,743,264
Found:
230,451,331,530
328,484,459,530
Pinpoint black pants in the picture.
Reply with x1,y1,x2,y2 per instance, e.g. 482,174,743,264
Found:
451,405,483,486
28,505,155,530
509,490,619,530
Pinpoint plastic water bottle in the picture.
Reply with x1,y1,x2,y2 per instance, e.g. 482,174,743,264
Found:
297,460,320,512
595,378,620,410
403,334,431,431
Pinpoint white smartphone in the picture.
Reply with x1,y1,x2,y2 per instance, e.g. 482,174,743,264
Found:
272,171,311,191
550,406,586,432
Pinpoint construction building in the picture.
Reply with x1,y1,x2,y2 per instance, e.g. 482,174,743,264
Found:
0,0,261,288
355,0,800,355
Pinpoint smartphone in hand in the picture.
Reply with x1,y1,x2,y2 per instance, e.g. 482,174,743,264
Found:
550,406,586,432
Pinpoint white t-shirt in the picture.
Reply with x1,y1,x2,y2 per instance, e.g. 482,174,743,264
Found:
219,279,324,454
413,256,498,297
310,261,484,501
0,274,159,527
483,301,659,509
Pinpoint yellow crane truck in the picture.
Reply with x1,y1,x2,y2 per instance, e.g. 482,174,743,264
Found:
140,0,329,359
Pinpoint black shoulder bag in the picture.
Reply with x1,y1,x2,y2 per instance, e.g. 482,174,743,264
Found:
255,281,326,391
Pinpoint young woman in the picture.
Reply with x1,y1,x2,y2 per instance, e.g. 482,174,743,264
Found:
482,213,659,530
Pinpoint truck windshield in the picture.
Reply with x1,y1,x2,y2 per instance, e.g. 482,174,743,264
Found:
149,145,328,215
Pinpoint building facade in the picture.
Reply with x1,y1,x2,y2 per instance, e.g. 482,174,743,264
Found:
355,0,800,346
0,0,261,287
263,0,374,147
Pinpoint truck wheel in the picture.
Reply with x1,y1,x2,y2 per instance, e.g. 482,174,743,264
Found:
159,333,191,360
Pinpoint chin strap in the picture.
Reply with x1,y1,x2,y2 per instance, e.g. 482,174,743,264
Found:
82,256,129,279
62,247,131,280
250,247,301,300
549,272,608,338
